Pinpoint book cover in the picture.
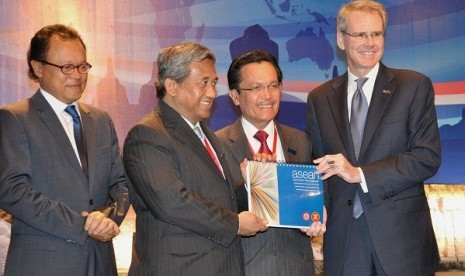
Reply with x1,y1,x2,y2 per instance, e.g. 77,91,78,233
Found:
246,161,323,228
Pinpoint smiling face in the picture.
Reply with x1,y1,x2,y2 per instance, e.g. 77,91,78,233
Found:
337,10,384,77
31,35,88,104
229,61,281,129
165,59,218,124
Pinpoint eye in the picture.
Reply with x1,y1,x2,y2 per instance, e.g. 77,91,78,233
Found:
199,80,209,87
62,64,75,71
251,85,262,92
354,32,368,39
269,83,280,90
372,31,384,38
211,80,218,87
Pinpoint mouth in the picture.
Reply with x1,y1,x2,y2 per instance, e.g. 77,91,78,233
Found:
66,84,82,89
200,99,214,107
358,46,378,56
257,102,274,108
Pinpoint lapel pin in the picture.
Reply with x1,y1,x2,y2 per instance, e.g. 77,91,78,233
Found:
382,89,391,94
287,147,297,155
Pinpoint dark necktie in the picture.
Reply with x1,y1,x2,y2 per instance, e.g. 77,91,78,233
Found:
350,77,368,218
253,130,272,154
64,105,88,177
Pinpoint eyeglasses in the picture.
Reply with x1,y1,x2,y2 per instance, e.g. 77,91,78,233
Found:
37,60,92,75
239,82,281,93
341,30,385,40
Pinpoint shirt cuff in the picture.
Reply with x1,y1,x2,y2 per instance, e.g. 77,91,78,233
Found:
358,167,368,193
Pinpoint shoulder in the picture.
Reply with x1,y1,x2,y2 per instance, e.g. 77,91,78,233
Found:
215,124,233,141
216,119,243,143
80,102,111,120
308,73,346,100
0,98,32,116
126,110,165,140
0,98,35,128
381,64,431,84
278,123,306,138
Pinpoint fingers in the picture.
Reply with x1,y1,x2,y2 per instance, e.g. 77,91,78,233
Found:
238,211,269,236
300,221,327,237
315,153,348,180
83,211,120,242
315,154,361,183
252,153,276,162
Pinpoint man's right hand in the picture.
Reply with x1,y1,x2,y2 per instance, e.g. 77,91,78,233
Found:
238,211,268,236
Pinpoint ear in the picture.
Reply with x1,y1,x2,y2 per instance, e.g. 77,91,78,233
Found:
336,30,345,51
165,78,177,97
229,89,240,106
30,60,43,78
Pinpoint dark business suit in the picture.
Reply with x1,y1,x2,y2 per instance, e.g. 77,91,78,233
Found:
123,100,243,276
0,91,129,276
216,119,315,276
306,63,441,276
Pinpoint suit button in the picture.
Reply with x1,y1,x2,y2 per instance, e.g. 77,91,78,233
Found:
347,200,353,206
89,199,94,205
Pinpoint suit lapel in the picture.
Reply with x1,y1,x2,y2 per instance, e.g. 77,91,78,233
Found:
327,74,357,162
202,123,235,184
31,92,88,186
79,103,93,184
228,120,253,163
159,101,226,180
275,123,299,163
359,64,396,161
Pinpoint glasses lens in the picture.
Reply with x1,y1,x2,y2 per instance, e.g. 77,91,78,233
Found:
61,64,75,74
78,63,92,74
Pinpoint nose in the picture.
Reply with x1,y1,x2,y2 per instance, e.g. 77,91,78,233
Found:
205,83,217,98
69,68,82,79
365,35,376,46
260,86,273,98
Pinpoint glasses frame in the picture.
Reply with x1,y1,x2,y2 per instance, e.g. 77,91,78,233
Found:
238,82,282,93
341,30,385,40
37,60,92,75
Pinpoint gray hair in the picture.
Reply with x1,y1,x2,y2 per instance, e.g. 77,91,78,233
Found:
156,41,216,99
337,0,387,32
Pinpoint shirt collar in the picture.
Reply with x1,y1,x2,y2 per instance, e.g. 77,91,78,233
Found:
40,88,79,116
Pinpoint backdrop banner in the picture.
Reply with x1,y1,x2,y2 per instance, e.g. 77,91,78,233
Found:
1,0,464,183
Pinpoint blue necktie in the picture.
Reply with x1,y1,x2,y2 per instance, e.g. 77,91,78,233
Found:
65,105,88,177
350,78,368,218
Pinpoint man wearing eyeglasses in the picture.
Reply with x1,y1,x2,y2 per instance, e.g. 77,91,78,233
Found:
0,24,129,276
216,50,326,276
306,1,441,275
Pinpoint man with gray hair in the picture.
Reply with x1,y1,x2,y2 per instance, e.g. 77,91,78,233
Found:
307,0,441,275
123,41,267,275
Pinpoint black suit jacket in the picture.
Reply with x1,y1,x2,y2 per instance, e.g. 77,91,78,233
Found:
0,91,129,276
306,63,441,275
123,100,243,276
216,119,315,276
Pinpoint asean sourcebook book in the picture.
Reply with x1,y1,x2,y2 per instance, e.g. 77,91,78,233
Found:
245,161,324,228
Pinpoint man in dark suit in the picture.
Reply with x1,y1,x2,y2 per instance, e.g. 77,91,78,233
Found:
0,24,129,276
306,1,441,275
217,50,326,276
123,42,268,275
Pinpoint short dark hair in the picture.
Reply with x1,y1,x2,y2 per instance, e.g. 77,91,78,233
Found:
227,50,283,92
156,41,216,99
27,24,86,81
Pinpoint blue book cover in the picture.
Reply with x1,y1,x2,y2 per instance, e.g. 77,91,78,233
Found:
246,161,324,228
